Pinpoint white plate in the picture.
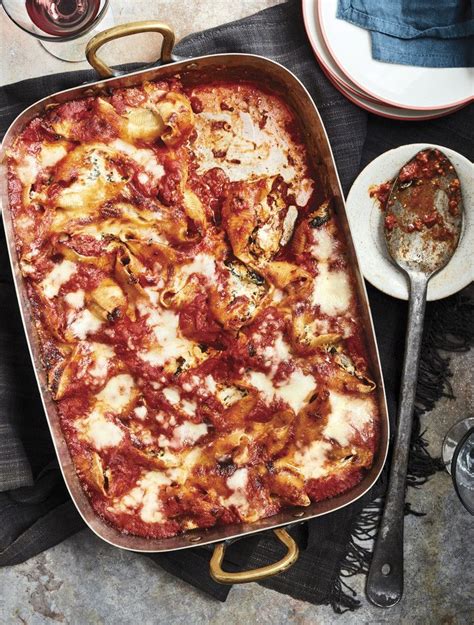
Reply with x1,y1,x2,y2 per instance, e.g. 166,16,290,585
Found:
318,0,474,111
302,0,463,120
302,0,381,103
345,144,474,301
323,63,462,120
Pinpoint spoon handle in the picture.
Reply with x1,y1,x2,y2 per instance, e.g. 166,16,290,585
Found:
366,272,428,607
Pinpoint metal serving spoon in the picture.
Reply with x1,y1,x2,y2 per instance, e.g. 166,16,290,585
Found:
366,148,463,607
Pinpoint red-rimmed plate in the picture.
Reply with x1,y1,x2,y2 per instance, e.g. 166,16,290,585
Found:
324,66,464,121
302,0,467,120
302,0,382,104
317,0,473,111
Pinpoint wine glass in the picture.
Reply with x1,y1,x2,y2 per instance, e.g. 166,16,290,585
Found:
442,417,474,515
2,0,114,62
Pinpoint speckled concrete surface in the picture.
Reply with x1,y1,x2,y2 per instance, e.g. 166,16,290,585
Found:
1,1,473,623
2,344,472,625
0,0,284,86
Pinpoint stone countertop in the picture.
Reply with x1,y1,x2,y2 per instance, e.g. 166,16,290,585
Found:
0,0,283,86
1,1,472,623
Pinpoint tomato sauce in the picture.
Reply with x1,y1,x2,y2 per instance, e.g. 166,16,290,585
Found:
7,76,379,540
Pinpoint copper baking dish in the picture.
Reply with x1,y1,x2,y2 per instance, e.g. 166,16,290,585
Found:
0,22,389,583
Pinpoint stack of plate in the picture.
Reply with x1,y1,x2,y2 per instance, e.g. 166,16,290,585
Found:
302,0,473,120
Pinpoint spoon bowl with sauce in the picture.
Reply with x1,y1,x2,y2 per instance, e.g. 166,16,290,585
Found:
384,148,462,276
366,148,463,608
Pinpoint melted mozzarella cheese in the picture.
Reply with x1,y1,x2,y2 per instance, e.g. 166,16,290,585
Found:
172,422,208,447
96,374,135,412
40,143,68,168
324,391,374,446
159,421,208,449
163,387,180,405
311,264,352,316
16,142,68,187
143,286,161,305
16,154,39,187
20,261,36,276
139,305,203,370
69,309,103,339
89,343,114,380
311,229,335,261
239,111,267,144
275,370,316,413
78,409,124,450
247,371,274,401
134,405,148,420
222,468,249,514
64,289,85,309
181,400,197,416
256,220,278,251
204,375,217,393
227,467,249,490
170,253,217,294
272,288,285,304
111,139,165,182
248,368,315,413
138,472,170,523
263,333,291,373
180,253,216,281
119,471,171,523
294,440,332,480
112,447,202,514
15,142,66,188
193,107,298,183
40,260,76,298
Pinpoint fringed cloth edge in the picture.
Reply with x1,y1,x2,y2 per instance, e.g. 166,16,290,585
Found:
329,291,474,612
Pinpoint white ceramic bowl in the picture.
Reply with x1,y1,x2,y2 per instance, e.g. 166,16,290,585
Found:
345,144,474,301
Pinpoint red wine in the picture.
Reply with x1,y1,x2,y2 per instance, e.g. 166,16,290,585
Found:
25,0,101,36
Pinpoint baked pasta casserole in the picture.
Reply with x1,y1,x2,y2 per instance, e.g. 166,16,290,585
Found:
7,77,379,538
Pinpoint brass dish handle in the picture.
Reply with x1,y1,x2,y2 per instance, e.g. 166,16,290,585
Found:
86,21,176,78
209,528,299,584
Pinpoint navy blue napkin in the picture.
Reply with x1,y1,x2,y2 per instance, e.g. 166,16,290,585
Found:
337,0,474,67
